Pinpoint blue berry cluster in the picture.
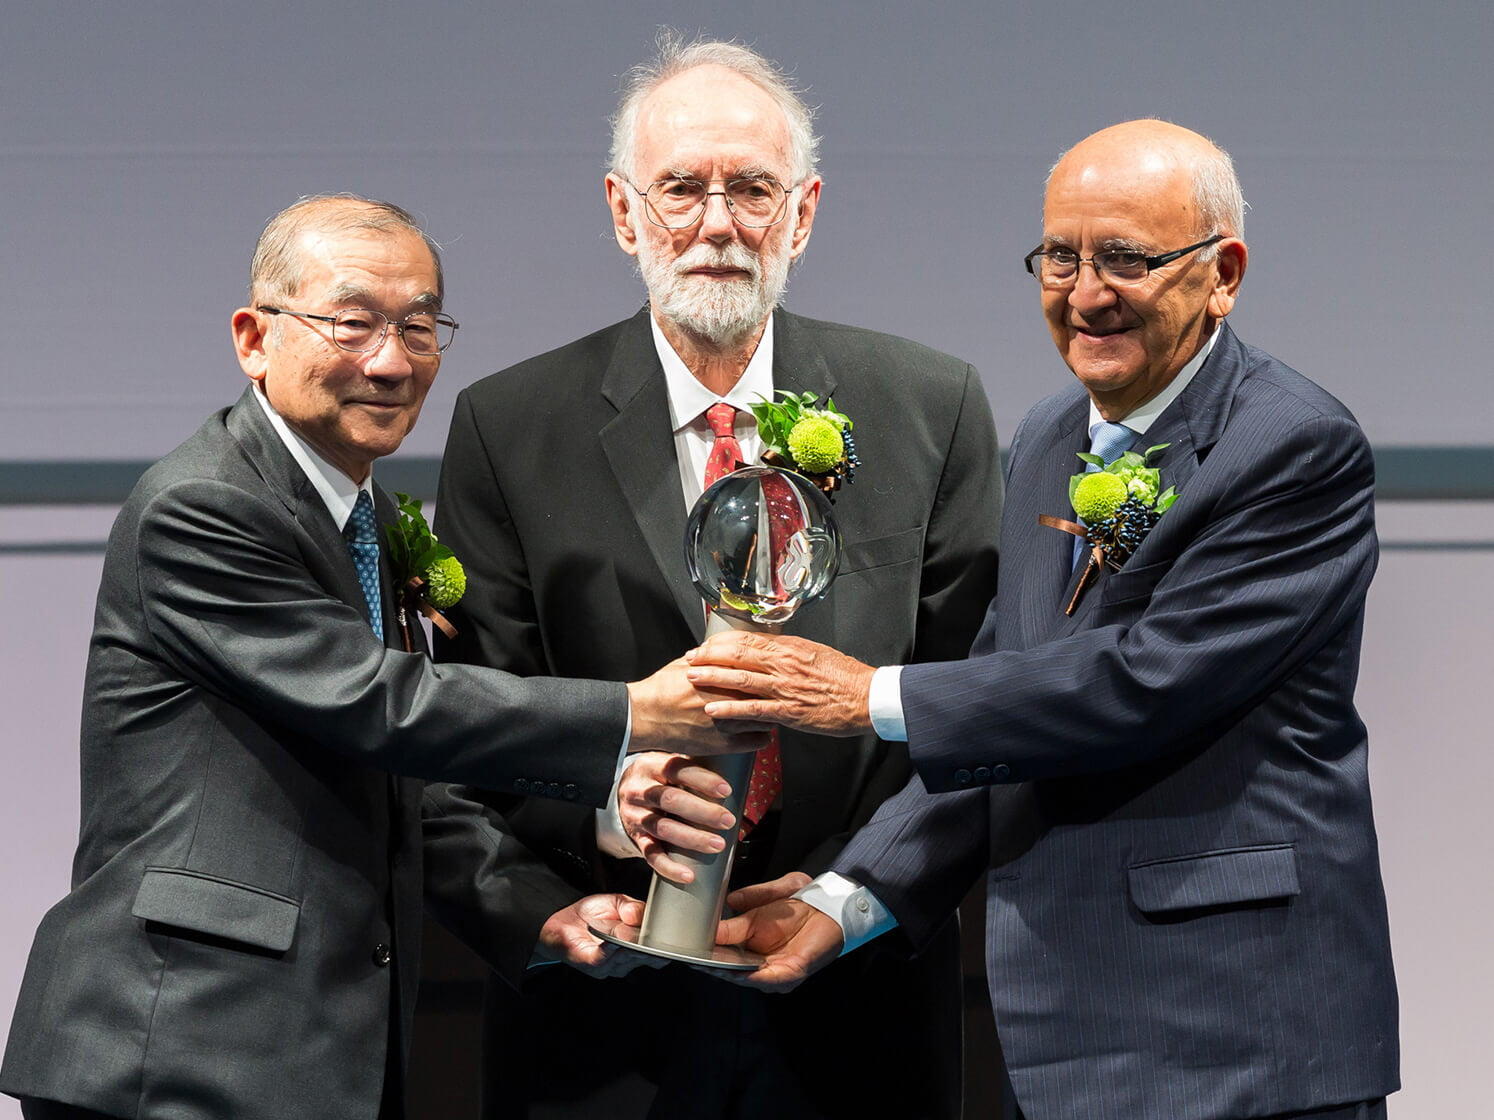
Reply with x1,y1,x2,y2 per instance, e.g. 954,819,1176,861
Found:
1085,497,1161,565
841,431,861,484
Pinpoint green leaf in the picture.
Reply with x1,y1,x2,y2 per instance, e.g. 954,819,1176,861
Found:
1068,472,1082,506
1156,486,1178,512
1076,452,1105,467
1143,443,1171,462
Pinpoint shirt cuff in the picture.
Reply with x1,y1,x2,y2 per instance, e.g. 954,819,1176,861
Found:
595,711,643,860
794,871,897,956
868,665,908,742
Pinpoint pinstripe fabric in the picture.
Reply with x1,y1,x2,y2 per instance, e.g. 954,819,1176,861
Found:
834,325,1399,1120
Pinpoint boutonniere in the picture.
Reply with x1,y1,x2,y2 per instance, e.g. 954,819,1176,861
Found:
1040,444,1178,615
750,391,859,497
384,492,464,651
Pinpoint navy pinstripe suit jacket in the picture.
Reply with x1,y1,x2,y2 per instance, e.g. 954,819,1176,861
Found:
834,324,1399,1120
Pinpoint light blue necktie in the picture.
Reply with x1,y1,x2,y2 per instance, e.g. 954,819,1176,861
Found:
1073,421,1136,569
344,490,385,641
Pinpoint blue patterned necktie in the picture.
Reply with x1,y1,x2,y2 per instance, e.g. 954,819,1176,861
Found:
1074,421,1136,569
344,490,385,642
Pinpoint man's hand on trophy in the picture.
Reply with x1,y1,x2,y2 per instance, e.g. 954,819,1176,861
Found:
684,633,877,736
712,883,843,992
533,893,666,978
626,658,771,755
618,752,736,884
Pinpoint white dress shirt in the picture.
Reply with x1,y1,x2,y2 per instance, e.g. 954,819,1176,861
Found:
594,312,777,859
252,384,374,526
807,327,1222,950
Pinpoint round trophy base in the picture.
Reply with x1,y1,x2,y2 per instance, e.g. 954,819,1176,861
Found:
587,917,765,971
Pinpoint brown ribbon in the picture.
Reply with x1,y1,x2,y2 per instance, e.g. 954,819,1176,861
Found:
1037,514,1108,615
397,576,458,652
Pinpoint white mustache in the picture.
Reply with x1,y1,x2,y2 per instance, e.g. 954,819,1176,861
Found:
671,244,760,279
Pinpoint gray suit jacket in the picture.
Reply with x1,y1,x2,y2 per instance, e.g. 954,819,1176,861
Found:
426,307,1003,1118
1,389,625,1120
834,324,1399,1120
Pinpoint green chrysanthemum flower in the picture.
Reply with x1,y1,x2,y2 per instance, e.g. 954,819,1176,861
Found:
1125,473,1159,504
787,416,844,473
1072,472,1128,522
424,555,467,609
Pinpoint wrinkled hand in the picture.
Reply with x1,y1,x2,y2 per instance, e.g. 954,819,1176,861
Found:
727,870,812,912
533,893,664,978
685,633,876,736
713,888,843,992
619,752,736,884
627,658,771,757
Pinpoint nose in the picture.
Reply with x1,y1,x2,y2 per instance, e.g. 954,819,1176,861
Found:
363,325,417,380
697,190,737,243
1068,260,1120,315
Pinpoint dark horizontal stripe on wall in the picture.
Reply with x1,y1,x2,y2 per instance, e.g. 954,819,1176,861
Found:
2,446,1492,504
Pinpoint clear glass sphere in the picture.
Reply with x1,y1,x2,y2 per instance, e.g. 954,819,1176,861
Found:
685,466,841,625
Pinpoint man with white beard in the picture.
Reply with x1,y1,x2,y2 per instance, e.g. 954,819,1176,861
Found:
426,34,1003,1119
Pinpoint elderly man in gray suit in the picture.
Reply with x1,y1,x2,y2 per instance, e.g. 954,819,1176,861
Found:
0,195,759,1120
693,121,1400,1120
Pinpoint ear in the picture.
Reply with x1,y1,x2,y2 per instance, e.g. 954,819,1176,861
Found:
232,307,271,384
1207,237,1247,319
786,176,822,261
605,173,640,257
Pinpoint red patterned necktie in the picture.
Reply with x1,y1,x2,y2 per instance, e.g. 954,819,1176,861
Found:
701,402,782,834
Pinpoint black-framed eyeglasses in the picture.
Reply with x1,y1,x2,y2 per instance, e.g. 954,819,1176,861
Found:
257,306,459,355
1024,234,1224,287
626,177,799,229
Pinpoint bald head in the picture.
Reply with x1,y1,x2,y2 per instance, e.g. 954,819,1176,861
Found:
1048,120,1245,250
1036,120,1249,419
250,194,443,308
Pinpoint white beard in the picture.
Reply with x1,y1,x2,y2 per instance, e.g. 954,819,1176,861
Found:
634,226,792,347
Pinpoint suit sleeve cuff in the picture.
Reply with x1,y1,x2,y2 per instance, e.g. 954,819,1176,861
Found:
595,713,643,860
794,871,897,955
868,665,908,742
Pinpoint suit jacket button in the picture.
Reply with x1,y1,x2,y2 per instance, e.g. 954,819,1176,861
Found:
514,778,530,794
954,769,972,786
372,943,392,967
563,784,579,800
974,766,991,782
547,781,562,798
992,763,1011,780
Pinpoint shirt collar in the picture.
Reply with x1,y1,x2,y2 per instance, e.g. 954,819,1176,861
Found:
649,311,776,432
1087,324,1220,438
251,384,373,530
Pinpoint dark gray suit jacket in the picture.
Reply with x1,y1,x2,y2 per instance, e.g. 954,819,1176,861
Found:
0,389,626,1120
835,324,1399,1120
427,307,1002,1118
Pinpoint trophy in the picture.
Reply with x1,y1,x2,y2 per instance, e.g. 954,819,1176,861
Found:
590,463,842,969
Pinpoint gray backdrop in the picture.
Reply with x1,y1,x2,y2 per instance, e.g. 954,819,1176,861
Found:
3,2,1491,1116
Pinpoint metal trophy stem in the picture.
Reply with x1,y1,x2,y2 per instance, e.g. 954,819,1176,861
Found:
590,464,841,971
590,612,767,970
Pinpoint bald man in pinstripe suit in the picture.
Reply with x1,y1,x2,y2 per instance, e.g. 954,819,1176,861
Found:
692,121,1399,1120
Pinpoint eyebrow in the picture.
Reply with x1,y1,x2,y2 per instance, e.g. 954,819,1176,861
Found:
1041,235,1151,253
655,165,785,183
323,283,442,314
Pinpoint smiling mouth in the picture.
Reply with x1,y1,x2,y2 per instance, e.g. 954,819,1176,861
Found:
1074,324,1132,339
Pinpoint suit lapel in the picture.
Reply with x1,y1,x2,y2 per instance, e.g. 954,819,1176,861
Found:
772,312,839,650
225,389,369,616
598,310,705,640
1045,322,1247,639
771,310,837,404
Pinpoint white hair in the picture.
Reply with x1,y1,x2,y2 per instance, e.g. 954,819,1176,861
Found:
609,29,820,183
